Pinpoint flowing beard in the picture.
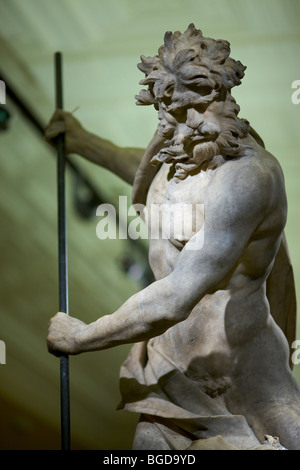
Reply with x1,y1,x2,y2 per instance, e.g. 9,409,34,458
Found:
150,112,250,182
150,137,220,182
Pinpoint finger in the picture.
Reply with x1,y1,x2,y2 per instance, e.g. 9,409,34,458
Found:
48,311,64,324
48,109,69,125
55,311,69,321
45,121,66,135
47,340,62,357
44,122,66,141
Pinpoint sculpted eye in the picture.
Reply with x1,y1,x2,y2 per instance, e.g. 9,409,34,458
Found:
194,85,213,96
191,74,208,81
182,72,213,96
185,78,213,96
182,72,209,86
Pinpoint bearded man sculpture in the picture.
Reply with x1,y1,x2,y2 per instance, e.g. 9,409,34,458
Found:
46,25,299,450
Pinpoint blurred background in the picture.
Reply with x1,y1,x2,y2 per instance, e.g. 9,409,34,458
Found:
0,0,299,450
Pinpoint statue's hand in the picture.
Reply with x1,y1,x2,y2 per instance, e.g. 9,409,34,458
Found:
47,311,87,356
44,109,86,155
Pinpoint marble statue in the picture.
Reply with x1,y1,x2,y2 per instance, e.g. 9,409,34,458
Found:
45,25,299,450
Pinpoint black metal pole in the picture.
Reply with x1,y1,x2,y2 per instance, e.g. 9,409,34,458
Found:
55,51,71,450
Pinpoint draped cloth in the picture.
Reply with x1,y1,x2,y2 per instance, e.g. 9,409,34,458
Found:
118,340,272,449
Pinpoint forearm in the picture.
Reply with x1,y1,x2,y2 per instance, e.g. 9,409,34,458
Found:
76,277,185,352
77,129,144,185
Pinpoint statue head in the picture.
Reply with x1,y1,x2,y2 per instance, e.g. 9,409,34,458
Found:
136,24,251,181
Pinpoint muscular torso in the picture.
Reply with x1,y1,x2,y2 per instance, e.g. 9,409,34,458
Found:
144,145,289,386
119,140,300,446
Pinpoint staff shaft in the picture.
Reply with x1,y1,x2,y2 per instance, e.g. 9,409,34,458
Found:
55,51,71,451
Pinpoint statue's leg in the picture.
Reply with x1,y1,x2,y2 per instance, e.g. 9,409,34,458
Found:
251,397,300,450
132,414,192,450
226,324,300,450
228,359,300,448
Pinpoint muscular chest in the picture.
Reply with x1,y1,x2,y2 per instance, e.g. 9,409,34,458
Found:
145,164,214,279
146,163,213,243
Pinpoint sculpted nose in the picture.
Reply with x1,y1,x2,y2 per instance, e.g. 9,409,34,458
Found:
186,108,204,129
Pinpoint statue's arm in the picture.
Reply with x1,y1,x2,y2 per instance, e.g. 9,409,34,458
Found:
47,164,272,356
45,110,145,185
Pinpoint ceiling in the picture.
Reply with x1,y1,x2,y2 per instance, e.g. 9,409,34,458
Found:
0,0,299,450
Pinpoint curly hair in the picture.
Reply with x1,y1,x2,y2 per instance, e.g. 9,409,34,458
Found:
136,23,247,108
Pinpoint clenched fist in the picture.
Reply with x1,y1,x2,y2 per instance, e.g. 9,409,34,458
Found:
44,109,86,155
47,312,87,356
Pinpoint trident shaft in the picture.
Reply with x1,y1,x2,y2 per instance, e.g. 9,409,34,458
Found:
55,51,71,450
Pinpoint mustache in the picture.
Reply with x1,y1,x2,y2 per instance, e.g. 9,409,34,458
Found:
151,138,220,182
153,117,221,162
151,100,250,182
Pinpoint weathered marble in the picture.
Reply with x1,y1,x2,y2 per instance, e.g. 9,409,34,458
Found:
46,25,299,450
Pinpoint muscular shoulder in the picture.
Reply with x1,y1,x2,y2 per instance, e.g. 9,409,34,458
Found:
209,148,286,213
202,148,287,239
